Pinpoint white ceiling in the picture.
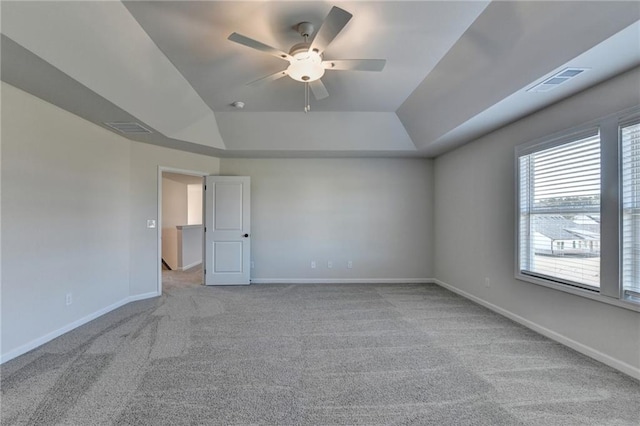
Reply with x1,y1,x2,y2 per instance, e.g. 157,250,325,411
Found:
1,1,639,157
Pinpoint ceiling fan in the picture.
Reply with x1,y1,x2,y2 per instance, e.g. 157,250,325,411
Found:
228,6,386,112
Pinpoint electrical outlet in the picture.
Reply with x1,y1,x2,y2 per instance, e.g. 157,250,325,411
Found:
327,261,333,269
146,219,156,228
485,278,490,288
66,293,73,306
347,260,353,269
311,261,316,269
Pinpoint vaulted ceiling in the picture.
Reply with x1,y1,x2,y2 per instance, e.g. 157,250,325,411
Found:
2,1,639,157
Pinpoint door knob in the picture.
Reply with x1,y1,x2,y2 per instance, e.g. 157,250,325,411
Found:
243,233,249,238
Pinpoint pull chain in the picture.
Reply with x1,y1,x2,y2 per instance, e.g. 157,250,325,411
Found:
304,82,310,113
303,33,310,113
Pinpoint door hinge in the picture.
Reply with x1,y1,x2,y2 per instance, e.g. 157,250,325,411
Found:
204,184,207,191
204,227,206,232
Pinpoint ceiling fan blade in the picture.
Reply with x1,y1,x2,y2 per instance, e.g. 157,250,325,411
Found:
228,32,292,61
309,79,329,100
247,69,289,86
308,6,353,55
323,59,386,72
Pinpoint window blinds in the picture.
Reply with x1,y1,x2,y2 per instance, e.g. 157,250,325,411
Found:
621,122,640,298
519,133,601,288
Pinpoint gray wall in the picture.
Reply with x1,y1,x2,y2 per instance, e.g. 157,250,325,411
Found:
220,158,434,281
433,67,640,373
1,83,131,358
1,82,220,362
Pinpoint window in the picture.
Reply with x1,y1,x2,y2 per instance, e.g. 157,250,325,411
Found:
621,121,640,301
518,131,601,289
516,108,639,309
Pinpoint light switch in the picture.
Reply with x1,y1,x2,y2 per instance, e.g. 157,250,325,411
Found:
147,219,156,228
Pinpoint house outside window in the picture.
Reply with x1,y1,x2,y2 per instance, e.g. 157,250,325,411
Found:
518,131,601,289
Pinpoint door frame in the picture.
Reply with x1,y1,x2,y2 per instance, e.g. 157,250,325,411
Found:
157,166,209,295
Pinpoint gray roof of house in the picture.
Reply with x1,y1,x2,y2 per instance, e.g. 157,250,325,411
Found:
533,216,600,241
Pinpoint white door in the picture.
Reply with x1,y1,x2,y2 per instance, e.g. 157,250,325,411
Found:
204,176,250,285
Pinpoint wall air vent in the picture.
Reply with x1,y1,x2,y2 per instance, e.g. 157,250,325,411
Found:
527,68,590,93
104,121,152,134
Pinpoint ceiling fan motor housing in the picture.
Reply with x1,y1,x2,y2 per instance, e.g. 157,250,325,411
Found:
287,42,325,82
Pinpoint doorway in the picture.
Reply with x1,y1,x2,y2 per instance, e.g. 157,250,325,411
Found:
158,167,207,294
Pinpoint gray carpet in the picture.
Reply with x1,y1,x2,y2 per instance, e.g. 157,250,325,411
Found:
2,272,639,425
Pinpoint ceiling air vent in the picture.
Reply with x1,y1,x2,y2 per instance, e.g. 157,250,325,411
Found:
527,68,590,93
104,121,152,134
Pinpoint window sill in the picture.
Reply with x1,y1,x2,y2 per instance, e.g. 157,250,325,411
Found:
516,272,640,312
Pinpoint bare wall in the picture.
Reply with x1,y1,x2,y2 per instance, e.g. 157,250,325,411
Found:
433,68,640,374
1,82,221,361
1,83,131,358
220,158,434,281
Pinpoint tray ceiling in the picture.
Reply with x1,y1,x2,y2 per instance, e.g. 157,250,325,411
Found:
2,1,639,157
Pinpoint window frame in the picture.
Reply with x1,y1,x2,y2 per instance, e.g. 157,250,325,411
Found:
515,106,640,312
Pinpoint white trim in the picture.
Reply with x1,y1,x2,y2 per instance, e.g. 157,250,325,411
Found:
433,278,640,380
179,260,202,271
127,291,160,302
250,278,434,284
515,271,640,312
515,126,599,157
160,167,210,178
0,292,159,364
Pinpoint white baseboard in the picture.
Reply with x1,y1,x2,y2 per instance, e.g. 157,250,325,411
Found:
433,279,640,380
1,291,159,364
250,278,434,284
127,291,160,302
179,261,202,271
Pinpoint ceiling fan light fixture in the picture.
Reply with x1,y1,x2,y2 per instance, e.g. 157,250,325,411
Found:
228,6,384,112
287,48,325,82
